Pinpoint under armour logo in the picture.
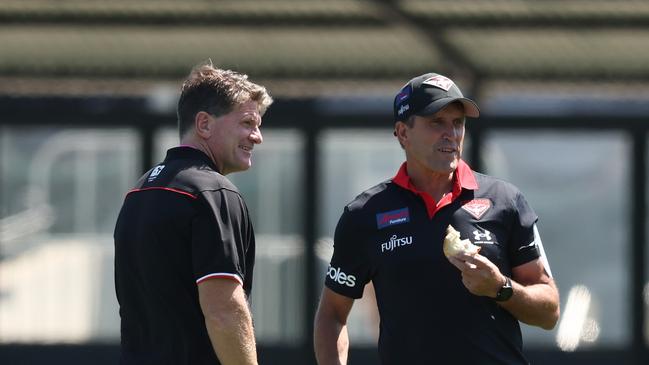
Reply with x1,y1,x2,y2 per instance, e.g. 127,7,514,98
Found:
473,229,492,241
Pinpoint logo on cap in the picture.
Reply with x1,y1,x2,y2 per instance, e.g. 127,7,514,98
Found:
422,75,454,91
396,84,411,104
398,104,409,116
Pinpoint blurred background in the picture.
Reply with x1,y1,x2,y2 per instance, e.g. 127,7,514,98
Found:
1,0,649,364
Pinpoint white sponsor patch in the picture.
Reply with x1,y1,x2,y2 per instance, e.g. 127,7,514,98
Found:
380,234,413,253
327,266,356,287
148,165,165,182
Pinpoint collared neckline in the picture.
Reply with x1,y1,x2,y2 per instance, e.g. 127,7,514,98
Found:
165,146,221,174
392,160,478,218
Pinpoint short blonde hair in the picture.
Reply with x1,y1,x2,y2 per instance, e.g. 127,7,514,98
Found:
177,61,273,138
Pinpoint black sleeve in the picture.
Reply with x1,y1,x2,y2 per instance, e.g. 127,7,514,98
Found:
325,207,371,299
191,189,248,285
508,191,541,267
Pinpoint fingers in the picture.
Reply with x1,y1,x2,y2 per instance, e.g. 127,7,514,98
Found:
447,252,505,298
447,254,477,271
448,253,499,280
446,255,464,270
457,252,493,269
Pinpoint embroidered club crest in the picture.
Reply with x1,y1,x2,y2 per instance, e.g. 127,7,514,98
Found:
422,75,454,91
461,199,491,220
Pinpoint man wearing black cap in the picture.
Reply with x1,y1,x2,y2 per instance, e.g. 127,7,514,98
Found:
314,73,560,364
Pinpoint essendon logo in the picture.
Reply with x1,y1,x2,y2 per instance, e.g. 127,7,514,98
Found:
376,208,410,229
461,199,491,220
422,75,454,91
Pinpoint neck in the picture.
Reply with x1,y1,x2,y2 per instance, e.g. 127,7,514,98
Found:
179,136,224,173
406,164,454,202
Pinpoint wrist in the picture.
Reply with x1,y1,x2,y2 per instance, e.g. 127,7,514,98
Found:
494,275,513,302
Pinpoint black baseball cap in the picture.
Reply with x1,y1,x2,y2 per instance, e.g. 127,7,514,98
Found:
393,73,480,123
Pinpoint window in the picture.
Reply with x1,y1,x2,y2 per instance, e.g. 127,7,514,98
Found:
483,130,630,350
0,128,139,343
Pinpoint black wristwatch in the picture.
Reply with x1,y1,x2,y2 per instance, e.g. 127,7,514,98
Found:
495,276,513,302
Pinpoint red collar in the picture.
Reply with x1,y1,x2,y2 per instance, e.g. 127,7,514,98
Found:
392,160,478,218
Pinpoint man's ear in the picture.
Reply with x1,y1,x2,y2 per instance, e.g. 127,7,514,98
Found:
194,111,212,138
394,121,409,145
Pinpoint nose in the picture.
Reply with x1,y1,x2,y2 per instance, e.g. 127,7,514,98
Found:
442,124,459,140
250,127,263,144
444,121,464,139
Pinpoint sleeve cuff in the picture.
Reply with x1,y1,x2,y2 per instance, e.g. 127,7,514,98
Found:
196,272,243,286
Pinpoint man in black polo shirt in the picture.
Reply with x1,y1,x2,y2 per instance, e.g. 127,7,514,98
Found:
114,62,272,365
314,73,560,364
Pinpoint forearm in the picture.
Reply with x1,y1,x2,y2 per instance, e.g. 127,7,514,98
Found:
314,316,349,365
204,299,258,365
499,279,560,330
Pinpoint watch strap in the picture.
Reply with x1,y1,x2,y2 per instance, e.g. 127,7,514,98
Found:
495,276,513,302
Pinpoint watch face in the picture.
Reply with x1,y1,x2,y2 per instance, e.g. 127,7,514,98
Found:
496,286,513,301
496,277,513,302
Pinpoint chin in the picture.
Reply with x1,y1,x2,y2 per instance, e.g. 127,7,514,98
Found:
428,161,455,173
232,166,251,173
238,160,253,171
223,161,252,175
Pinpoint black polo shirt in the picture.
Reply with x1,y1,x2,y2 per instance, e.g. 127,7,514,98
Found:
325,160,542,365
114,146,255,365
